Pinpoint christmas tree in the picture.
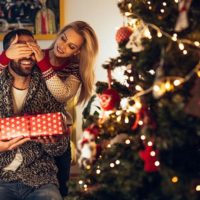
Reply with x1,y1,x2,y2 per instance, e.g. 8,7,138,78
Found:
67,1,200,200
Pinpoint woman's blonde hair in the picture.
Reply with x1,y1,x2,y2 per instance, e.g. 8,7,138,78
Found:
50,21,99,105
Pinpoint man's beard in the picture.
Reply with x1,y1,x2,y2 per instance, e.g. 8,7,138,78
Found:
10,59,35,77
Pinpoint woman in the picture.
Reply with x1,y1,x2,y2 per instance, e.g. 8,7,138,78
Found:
0,21,99,197
0,20,99,105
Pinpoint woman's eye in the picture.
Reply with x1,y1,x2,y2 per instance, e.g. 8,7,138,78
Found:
61,36,66,42
69,45,76,50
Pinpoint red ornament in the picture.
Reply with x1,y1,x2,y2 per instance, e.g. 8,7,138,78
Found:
99,88,121,111
139,144,159,172
115,26,133,44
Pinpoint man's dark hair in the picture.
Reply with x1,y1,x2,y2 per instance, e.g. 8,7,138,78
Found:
3,29,34,50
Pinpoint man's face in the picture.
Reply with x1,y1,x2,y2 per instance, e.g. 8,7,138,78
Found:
10,35,36,77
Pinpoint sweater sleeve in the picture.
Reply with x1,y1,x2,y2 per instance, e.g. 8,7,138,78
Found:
45,73,81,103
0,51,10,72
37,54,81,103
42,135,69,156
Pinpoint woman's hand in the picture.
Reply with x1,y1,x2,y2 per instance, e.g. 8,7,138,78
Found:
5,35,33,59
27,42,44,62
0,137,30,152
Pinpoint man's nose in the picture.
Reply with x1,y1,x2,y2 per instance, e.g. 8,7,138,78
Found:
25,53,34,59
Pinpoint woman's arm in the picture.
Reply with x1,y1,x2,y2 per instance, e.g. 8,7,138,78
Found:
44,73,81,103
28,43,81,103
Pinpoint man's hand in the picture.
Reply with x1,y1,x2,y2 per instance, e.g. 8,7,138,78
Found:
5,35,33,60
0,137,30,152
36,135,63,144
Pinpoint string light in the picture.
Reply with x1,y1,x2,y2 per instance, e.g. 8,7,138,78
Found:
115,160,120,165
178,43,184,50
171,176,179,183
194,41,200,47
126,11,199,49
110,163,115,168
130,76,134,81
83,184,88,191
160,9,165,13
138,120,143,125
125,139,131,144
135,85,143,91
150,151,156,156
141,135,146,140
162,2,167,6
86,165,91,170
183,50,188,55
172,33,177,41
154,161,160,166
96,169,101,174
157,31,163,38
117,115,122,122
125,116,129,123
196,185,200,191
147,141,153,146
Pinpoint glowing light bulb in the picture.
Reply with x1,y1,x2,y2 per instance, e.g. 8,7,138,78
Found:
125,139,131,144
153,85,160,92
165,81,172,91
160,9,165,13
154,161,160,166
147,141,153,146
141,135,146,140
173,79,181,86
135,100,142,109
171,176,178,183
79,180,83,185
125,116,129,123
144,29,152,39
96,169,101,174
194,41,200,47
172,33,177,41
138,120,143,125
128,3,132,9
178,43,184,50
110,163,115,168
183,50,188,55
135,85,143,91
86,165,91,170
163,2,167,6
150,151,156,156
115,160,120,165
196,185,200,191
157,31,162,38
129,76,134,81
149,69,155,75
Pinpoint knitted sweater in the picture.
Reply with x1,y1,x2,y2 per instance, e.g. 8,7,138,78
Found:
0,50,81,104
0,67,70,187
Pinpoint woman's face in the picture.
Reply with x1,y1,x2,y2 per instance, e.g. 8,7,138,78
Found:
53,28,84,58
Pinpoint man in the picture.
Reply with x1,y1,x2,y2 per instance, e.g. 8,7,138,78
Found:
0,29,70,200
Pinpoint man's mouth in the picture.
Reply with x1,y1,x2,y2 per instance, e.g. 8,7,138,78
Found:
20,59,34,66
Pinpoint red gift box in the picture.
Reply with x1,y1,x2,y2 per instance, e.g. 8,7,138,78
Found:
0,112,65,141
